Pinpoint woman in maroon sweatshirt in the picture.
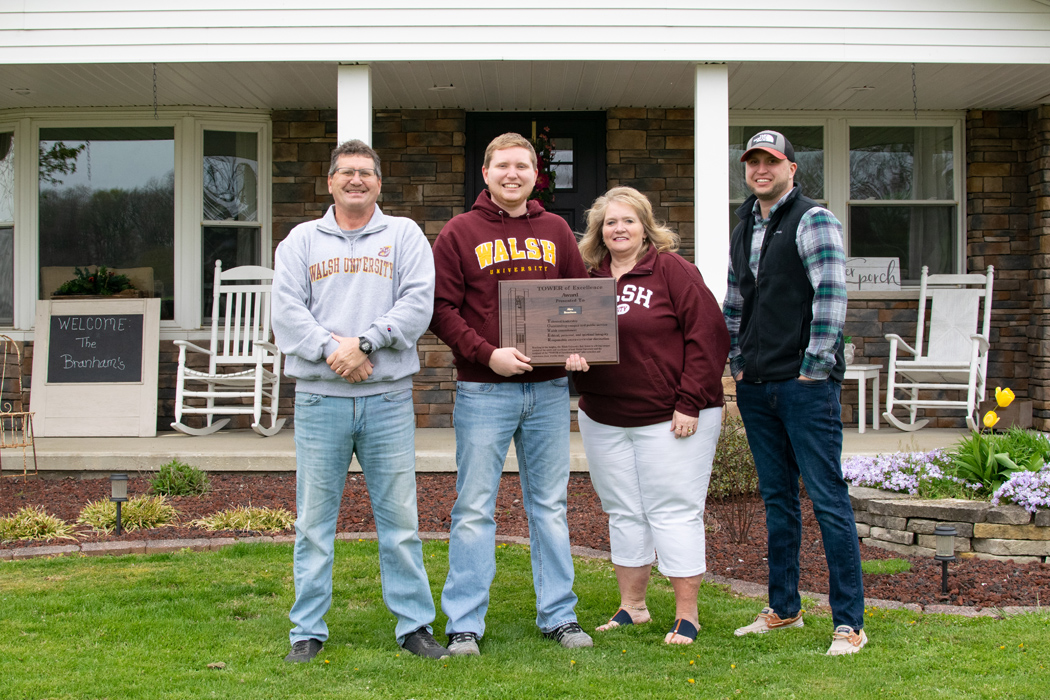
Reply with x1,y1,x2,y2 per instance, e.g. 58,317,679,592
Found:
570,187,729,645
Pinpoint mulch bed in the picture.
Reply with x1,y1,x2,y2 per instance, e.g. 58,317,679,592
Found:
3,472,1049,610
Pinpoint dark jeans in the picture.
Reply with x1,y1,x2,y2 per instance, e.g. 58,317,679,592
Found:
736,378,865,630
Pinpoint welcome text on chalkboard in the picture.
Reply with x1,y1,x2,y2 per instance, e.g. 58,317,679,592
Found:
47,314,144,383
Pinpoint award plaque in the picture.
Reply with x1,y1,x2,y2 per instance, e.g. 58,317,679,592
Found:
498,278,619,366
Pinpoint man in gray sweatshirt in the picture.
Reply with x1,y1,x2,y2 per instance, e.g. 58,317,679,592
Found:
272,140,447,662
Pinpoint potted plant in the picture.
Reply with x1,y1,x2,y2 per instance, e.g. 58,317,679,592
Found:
52,266,140,298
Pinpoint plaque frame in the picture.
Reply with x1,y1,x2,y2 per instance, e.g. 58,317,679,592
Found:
498,278,619,366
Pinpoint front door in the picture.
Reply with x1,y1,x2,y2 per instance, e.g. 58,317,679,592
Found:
465,112,606,235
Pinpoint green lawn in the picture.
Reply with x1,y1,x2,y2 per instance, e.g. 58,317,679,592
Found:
1,540,1048,699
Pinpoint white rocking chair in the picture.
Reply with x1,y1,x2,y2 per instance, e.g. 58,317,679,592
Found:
883,265,994,432
172,261,285,436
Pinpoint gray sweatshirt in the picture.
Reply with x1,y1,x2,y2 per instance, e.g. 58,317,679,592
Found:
272,205,435,397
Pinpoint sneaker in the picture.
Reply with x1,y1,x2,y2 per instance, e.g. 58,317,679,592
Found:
401,627,451,660
826,625,868,656
447,631,481,656
733,607,804,637
543,622,594,649
284,638,323,663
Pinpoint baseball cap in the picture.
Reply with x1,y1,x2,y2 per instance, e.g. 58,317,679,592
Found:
740,130,795,163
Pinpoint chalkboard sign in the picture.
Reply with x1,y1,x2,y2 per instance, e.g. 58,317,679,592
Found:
46,314,144,383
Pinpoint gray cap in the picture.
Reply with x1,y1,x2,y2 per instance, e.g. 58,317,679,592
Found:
741,130,795,163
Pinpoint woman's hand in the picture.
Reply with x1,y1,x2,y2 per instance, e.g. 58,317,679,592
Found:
670,410,698,439
565,354,590,372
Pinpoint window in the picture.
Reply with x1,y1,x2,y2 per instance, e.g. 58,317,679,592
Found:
0,109,269,332
0,131,13,326
848,126,956,280
551,137,574,190
202,130,261,319
38,127,176,319
728,115,963,282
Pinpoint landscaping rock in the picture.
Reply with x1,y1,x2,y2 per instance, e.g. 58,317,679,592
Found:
969,552,1043,564
81,541,147,556
916,534,971,552
973,523,1050,541
1035,510,1050,527
855,523,870,538
869,526,914,545
207,537,238,550
985,505,1032,525
848,486,913,510
853,510,871,524
971,538,1050,557
10,544,79,559
905,519,974,538
869,514,907,530
867,498,991,522
861,537,934,558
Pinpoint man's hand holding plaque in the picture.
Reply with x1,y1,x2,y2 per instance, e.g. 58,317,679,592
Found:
498,278,619,367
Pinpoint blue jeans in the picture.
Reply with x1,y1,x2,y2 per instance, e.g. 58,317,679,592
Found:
289,389,436,646
442,378,579,637
735,379,864,630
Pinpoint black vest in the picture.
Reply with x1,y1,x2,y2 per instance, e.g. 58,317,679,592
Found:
730,187,845,383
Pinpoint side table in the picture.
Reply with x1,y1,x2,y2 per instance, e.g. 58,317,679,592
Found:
843,364,882,434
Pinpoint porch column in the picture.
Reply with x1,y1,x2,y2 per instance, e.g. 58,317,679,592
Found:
693,63,729,306
337,64,372,145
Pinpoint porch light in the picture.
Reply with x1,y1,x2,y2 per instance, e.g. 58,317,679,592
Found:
110,473,128,537
933,524,957,597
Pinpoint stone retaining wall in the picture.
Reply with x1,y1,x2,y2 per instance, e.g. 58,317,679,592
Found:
849,486,1050,564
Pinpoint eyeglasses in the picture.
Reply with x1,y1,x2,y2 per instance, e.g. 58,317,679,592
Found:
333,167,378,179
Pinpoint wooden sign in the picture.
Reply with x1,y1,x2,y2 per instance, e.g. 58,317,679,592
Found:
31,298,161,437
845,257,901,291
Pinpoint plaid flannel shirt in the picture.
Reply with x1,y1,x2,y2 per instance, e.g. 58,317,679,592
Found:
724,193,846,380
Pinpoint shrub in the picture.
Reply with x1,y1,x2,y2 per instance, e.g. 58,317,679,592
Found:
150,459,210,496
78,495,178,534
842,449,978,499
991,469,1050,514
0,506,78,543
707,414,761,544
193,506,295,533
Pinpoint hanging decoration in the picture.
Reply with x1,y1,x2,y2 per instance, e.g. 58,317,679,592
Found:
529,124,557,207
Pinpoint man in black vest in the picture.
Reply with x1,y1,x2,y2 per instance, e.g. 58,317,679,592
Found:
724,130,867,656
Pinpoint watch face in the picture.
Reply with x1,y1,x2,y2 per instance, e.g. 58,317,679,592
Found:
359,339,372,355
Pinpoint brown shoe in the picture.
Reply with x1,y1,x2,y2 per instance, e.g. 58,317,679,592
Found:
733,607,804,636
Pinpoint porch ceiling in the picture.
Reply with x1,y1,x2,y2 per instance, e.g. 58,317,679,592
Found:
2,60,1050,113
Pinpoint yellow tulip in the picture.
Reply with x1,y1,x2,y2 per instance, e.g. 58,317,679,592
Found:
995,386,1015,408
983,410,1000,428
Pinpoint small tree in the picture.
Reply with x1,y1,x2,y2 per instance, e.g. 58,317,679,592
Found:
707,414,761,544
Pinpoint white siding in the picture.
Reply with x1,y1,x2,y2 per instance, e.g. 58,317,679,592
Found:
2,1,1049,65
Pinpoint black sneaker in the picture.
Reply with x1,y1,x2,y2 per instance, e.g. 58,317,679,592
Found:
401,627,451,659
543,622,594,649
447,631,481,656
284,638,323,663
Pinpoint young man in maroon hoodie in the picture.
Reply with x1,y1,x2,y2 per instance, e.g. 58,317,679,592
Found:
430,132,592,655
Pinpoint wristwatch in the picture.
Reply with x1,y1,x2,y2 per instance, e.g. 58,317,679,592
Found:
358,338,374,355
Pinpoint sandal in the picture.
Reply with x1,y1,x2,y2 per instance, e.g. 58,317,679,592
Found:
665,618,698,644
596,607,647,632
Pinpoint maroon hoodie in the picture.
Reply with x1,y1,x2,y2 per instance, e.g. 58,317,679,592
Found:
572,246,729,427
431,190,588,383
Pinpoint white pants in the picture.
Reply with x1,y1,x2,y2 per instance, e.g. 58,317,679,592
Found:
578,406,722,577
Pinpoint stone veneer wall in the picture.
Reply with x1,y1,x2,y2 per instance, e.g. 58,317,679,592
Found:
604,108,696,262
850,486,1050,564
